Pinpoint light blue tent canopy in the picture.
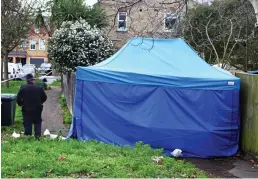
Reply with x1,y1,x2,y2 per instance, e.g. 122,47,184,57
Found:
68,37,240,158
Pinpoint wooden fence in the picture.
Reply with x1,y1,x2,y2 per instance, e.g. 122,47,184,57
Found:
62,72,76,114
236,72,258,156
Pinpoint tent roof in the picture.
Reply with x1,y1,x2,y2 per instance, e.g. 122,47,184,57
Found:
77,37,240,90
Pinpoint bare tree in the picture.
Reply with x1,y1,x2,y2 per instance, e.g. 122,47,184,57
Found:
183,0,257,71
1,0,38,87
248,0,258,27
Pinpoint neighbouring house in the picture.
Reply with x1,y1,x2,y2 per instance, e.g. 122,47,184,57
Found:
98,0,205,48
8,24,50,67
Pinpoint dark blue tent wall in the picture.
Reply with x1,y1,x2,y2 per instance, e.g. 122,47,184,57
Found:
67,37,240,158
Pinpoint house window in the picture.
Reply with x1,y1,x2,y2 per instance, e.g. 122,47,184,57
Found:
39,39,45,51
164,13,178,31
8,57,13,63
35,27,40,34
117,12,127,31
30,40,36,50
20,39,26,48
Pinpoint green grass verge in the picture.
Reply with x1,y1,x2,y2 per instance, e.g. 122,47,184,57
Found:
50,80,61,86
59,95,72,124
1,137,207,178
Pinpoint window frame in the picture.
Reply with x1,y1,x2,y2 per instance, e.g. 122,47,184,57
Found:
20,39,27,48
34,27,40,34
117,12,128,31
29,40,36,51
39,39,46,51
164,13,179,32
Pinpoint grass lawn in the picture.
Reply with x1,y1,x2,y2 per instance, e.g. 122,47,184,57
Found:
1,81,208,178
1,137,208,178
50,79,61,86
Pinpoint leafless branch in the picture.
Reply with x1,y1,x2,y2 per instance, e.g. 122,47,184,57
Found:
205,18,219,63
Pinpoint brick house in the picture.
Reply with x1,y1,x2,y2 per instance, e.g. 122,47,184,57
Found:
98,0,199,48
8,24,50,67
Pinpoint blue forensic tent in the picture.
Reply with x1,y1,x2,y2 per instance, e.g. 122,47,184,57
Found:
67,37,240,158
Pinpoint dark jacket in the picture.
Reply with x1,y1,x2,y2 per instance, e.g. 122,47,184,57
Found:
17,82,47,111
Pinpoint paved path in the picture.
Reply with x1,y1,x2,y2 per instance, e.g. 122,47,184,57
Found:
229,159,258,178
42,86,69,136
186,156,258,178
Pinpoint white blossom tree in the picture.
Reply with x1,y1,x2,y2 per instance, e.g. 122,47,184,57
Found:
48,19,114,73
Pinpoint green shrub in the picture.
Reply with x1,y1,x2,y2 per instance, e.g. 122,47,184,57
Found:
50,80,61,86
59,95,72,124
35,80,48,90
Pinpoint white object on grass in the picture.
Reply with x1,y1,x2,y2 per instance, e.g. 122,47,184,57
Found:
11,131,20,138
43,129,51,136
44,129,65,140
49,134,66,140
60,136,66,140
50,134,58,139
171,149,183,157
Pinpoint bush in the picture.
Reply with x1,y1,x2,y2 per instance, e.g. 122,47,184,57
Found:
48,19,114,73
50,80,61,86
58,95,72,124
35,80,48,90
59,95,67,108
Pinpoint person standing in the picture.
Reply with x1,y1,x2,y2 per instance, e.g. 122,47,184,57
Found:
17,74,47,139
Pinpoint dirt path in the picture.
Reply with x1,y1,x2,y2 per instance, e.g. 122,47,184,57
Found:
185,155,258,178
42,86,69,136
185,157,237,178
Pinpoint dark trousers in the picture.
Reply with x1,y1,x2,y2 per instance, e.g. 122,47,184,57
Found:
22,108,43,138
23,119,42,137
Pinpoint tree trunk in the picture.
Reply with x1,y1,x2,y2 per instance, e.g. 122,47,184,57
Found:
61,73,64,93
3,52,9,88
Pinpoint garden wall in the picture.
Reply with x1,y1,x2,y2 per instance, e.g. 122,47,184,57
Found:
236,72,258,156
62,72,76,114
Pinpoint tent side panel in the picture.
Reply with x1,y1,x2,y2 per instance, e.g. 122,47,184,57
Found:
69,80,240,158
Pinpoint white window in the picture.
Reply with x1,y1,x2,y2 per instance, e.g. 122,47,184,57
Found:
39,39,45,51
30,40,36,50
164,13,179,31
35,27,39,34
20,39,26,48
117,12,128,31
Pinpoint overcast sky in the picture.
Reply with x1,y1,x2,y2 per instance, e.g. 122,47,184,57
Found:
85,0,98,6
